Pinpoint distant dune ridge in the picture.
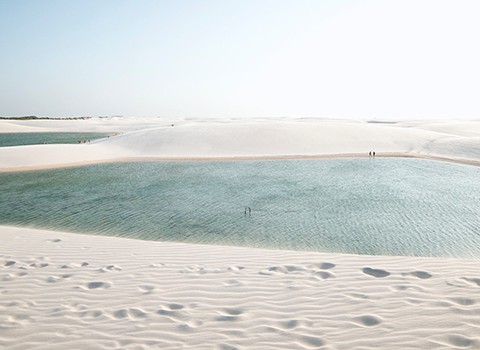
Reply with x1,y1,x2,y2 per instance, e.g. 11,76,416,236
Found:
2,117,480,171
1,118,480,349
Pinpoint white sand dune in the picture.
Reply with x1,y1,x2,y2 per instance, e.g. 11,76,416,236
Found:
2,118,480,349
1,226,479,350
2,117,480,171
97,121,433,157
0,117,176,134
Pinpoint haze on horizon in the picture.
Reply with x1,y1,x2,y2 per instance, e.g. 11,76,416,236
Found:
1,0,479,120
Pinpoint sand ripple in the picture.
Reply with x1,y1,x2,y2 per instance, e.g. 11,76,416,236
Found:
1,226,480,349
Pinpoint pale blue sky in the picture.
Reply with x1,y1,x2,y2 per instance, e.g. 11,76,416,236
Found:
1,0,479,119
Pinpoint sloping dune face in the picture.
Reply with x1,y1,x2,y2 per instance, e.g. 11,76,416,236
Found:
97,120,440,157
2,118,480,170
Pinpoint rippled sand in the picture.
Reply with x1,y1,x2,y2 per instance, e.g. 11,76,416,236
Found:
1,226,480,349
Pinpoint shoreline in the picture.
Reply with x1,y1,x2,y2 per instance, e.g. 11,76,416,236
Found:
1,224,477,262
2,152,480,173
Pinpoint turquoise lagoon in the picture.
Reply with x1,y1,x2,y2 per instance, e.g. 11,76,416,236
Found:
0,132,112,147
1,158,479,259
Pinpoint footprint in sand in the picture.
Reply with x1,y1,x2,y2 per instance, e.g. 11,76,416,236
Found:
362,267,390,278
353,315,382,327
138,285,155,294
223,279,244,287
314,271,335,279
176,323,195,332
157,309,177,317
113,308,148,319
447,278,480,288
61,262,89,269
222,307,243,316
318,262,336,270
259,265,307,275
156,303,186,319
168,303,185,310
2,274,14,281
47,274,72,283
447,334,475,348
277,319,299,329
215,308,244,322
156,306,184,320
31,262,49,268
80,309,104,319
227,266,245,272
261,263,336,276
47,276,61,283
4,260,16,267
449,297,476,306
215,344,239,350
347,292,370,300
403,271,432,279
85,281,111,290
98,265,122,273
176,318,204,332
463,277,480,287
113,309,129,319
297,335,325,348
149,263,165,268
11,313,31,323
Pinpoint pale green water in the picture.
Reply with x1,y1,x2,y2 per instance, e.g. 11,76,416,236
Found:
1,158,479,258
0,132,112,147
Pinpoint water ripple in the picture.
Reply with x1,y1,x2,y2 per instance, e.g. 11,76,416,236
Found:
1,158,480,258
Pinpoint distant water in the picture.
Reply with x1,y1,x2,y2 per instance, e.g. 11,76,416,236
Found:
0,132,112,147
1,158,480,259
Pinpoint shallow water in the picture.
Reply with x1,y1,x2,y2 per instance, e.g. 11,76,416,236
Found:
1,158,479,258
0,132,112,147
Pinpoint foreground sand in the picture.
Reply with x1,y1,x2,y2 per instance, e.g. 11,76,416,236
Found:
1,226,479,350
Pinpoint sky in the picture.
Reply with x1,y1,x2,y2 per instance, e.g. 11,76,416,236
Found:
1,0,480,120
